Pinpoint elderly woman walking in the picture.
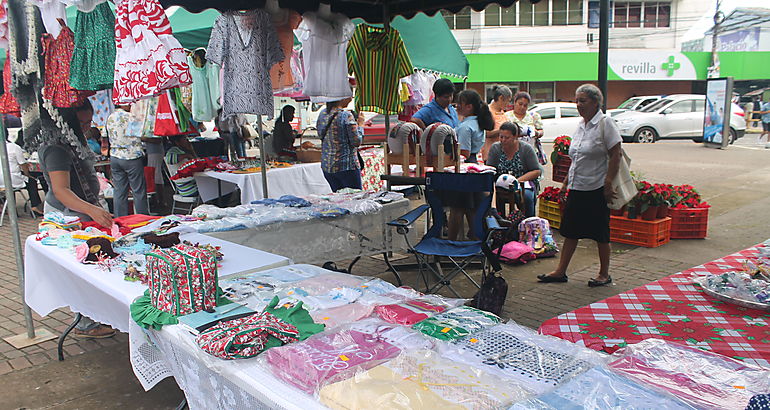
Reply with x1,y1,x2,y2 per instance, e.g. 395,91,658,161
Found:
537,84,622,287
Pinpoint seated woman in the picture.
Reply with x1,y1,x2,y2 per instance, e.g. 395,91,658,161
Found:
164,135,199,198
272,105,300,159
485,122,541,217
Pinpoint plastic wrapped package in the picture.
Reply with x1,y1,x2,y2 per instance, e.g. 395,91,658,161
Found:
608,338,770,410
295,287,364,311
358,278,397,295
412,306,501,341
191,204,253,220
693,271,770,304
331,198,382,215
440,322,607,395
311,302,375,329
357,286,423,307
264,318,434,395
289,273,367,295
510,366,694,410
374,295,467,325
320,349,530,410
183,217,251,233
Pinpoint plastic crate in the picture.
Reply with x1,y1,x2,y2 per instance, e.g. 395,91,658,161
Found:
552,154,571,183
669,207,709,239
538,199,562,229
610,215,671,248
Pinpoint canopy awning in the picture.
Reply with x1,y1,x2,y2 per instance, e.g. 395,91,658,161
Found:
159,0,525,23
170,8,469,78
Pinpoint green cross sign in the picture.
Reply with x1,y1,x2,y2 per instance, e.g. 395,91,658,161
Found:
661,56,681,77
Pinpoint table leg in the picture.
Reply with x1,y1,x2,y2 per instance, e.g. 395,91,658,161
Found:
217,179,223,207
58,313,82,361
346,256,361,274
383,253,403,286
175,398,188,410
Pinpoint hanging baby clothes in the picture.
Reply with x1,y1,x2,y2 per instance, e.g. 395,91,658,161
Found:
42,21,95,108
29,0,66,39
187,50,221,122
207,10,283,117
0,53,20,116
87,90,113,129
294,12,355,103
270,10,301,92
70,2,115,91
113,0,191,104
347,24,413,114
273,46,306,99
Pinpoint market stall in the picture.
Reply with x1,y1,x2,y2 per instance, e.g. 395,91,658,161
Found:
539,242,770,368
194,162,331,204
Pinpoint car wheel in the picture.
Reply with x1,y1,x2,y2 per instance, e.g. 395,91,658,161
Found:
634,127,656,143
729,128,736,145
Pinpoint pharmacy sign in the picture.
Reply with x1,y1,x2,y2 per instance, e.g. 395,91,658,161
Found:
609,50,697,80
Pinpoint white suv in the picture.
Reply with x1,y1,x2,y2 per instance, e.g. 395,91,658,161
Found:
613,94,746,144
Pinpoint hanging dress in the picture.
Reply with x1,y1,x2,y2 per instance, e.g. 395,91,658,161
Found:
269,10,301,92
187,50,221,122
42,20,95,108
207,10,283,116
0,53,20,117
70,1,116,91
113,0,191,104
0,0,8,50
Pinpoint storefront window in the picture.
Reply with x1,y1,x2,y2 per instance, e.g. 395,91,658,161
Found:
502,5,517,25
484,4,516,26
442,7,471,30
553,0,568,25
590,1,671,29
520,2,534,26
568,0,583,24
628,2,641,27
614,2,627,27
534,1,549,26
529,82,555,103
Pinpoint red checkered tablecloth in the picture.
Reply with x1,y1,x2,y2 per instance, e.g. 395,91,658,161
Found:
539,244,770,368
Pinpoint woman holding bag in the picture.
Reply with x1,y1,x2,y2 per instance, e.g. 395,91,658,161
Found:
538,84,622,287
317,97,365,191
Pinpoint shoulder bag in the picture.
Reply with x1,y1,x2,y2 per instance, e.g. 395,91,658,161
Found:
601,117,637,210
321,110,365,169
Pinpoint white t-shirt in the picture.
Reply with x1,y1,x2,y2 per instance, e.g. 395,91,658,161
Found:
0,142,28,189
567,110,622,191
295,12,354,103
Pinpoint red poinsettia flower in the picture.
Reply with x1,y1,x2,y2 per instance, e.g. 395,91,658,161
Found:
642,299,696,316
578,320,633,341
738,324,770,345
655,319,723,344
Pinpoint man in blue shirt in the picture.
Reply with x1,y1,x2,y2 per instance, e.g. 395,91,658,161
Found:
410,78,459,129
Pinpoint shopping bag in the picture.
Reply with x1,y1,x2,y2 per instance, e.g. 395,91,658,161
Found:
601,117,637,210
470,271,508,316
153,91,182,136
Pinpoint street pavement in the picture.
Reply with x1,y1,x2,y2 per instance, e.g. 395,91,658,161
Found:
0,133,769,408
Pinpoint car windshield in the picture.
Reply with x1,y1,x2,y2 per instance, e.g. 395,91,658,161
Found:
641,99,672,113
617,98,641,109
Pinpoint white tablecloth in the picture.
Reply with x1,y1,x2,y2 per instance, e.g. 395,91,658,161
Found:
24,233,290,333
194,163,332,204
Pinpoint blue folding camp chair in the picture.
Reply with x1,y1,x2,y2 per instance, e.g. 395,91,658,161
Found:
387,172,504,297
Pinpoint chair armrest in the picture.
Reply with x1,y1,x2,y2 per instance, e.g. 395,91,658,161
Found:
485,215,507,231
387,204,430,227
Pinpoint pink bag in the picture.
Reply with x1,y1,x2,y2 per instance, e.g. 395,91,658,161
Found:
496,241,536,264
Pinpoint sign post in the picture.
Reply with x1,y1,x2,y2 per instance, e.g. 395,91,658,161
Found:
703,77,733,149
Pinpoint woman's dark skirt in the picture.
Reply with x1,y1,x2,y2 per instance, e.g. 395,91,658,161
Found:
560,187,610,243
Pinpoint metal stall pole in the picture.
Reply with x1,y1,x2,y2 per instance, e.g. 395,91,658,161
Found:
597,0,610,112
0,120,36,340
256,114,269,198
383,4,392,189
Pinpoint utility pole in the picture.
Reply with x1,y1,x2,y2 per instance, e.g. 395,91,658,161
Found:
598,0,610,112
708,0,724,78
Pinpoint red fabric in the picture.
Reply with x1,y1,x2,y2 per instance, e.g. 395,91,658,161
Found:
82,214,160,235
41,23,94,108
538,244,770,368
144,166,156,194
0,52,19,116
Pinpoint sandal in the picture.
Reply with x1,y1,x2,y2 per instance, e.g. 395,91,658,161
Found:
588,276,613,287
537,274,568,283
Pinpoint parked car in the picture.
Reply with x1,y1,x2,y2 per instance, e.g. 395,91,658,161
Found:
527,102,582,143
613,94,746,144
607,95,663,117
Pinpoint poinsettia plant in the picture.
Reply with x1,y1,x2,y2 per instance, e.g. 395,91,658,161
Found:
670,184,710,208
550,135,572,164
538,186,567,203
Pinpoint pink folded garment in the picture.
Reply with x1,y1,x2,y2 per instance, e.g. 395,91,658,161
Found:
374,298,447,325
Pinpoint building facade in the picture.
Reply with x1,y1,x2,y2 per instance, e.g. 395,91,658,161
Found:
444,1,770,107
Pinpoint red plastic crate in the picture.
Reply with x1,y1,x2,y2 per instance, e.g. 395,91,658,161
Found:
669,207,708,239
610,215,671,248
552,154,571,183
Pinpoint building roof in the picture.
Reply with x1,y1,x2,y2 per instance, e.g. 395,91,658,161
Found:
705,7,770,34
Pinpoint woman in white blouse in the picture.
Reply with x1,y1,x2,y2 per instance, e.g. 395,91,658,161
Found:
538,84,622,287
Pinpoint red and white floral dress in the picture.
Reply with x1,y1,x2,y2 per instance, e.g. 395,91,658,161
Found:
112,0,191,104
42,20,95,108
0,52,20,117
